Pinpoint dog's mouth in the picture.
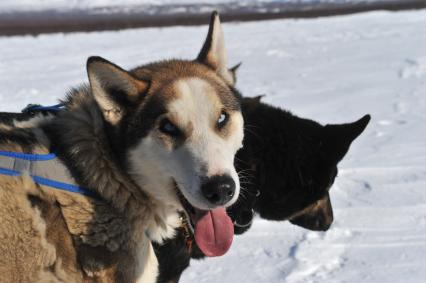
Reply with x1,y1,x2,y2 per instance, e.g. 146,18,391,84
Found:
174,182,234,257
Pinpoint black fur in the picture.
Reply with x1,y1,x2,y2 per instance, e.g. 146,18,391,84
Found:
239,99,370,222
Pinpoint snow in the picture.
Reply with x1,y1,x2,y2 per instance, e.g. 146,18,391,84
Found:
1,9,426,283
0,0,400,13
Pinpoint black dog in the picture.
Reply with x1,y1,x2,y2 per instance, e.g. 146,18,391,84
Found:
154,96,370,283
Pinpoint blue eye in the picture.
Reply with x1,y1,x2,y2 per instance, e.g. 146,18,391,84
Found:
160,119,180,136
217,111,229,129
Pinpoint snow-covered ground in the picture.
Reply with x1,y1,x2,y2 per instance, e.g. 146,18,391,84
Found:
0,0,403,13
1,9,426,283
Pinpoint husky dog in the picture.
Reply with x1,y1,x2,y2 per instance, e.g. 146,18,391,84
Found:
154,96,371,283
0,12,243,282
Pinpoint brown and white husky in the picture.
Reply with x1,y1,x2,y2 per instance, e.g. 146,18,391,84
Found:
0,12,243,283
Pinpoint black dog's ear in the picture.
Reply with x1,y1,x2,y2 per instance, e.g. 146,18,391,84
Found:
87,56,149,124
323,114,371,162
251,94,265,103
229,62,242,85
197,12,234,86
241,95,265,112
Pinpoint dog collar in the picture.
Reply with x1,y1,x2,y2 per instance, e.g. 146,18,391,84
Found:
179,212,194,252
0,151,99,198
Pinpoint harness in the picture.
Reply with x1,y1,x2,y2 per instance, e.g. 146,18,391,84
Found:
0,151,99,198
21,103,65,114
0,103,99,199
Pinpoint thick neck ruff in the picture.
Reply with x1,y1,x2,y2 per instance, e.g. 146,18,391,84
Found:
44,89,152,211
44,88,183,243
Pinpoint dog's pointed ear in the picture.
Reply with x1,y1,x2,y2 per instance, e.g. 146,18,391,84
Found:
242,95,265,113
197,11,234,85
87,56,149,124
229,62,242,85
323,114,371,162
251,94,265,103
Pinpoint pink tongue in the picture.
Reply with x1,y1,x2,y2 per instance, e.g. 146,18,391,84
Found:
193,208,234,257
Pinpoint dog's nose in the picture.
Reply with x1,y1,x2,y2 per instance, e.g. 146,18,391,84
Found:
310,214,333,231
201,175,235,205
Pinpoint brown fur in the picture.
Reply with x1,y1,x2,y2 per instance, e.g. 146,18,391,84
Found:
0,174,78,283
0,94,159,282
131,60,240,111
0,172,154,283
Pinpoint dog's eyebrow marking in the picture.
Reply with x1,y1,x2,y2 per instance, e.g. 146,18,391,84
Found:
170,77,222,128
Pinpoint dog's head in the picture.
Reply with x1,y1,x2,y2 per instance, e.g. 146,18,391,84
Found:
289,113,371,231
86,12,243,256
287,115,371,231
235,97,370,231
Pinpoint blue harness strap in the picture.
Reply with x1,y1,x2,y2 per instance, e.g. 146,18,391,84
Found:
22,103,65,114
0,151,56,161
0,151,99,199
0,103,100,198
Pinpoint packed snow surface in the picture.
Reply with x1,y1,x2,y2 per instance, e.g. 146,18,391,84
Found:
0,9,425,283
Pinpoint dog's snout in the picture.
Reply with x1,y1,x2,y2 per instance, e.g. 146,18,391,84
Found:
201,175,235,205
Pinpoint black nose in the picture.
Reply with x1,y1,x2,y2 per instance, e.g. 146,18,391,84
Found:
201,175,236,205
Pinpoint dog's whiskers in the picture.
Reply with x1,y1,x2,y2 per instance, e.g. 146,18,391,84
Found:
234,156,252,166
238,168,254,174
244,124,263,142
238,186,249,200
244,123,260,130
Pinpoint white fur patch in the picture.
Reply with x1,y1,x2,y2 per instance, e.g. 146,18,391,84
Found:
135,241,159,283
